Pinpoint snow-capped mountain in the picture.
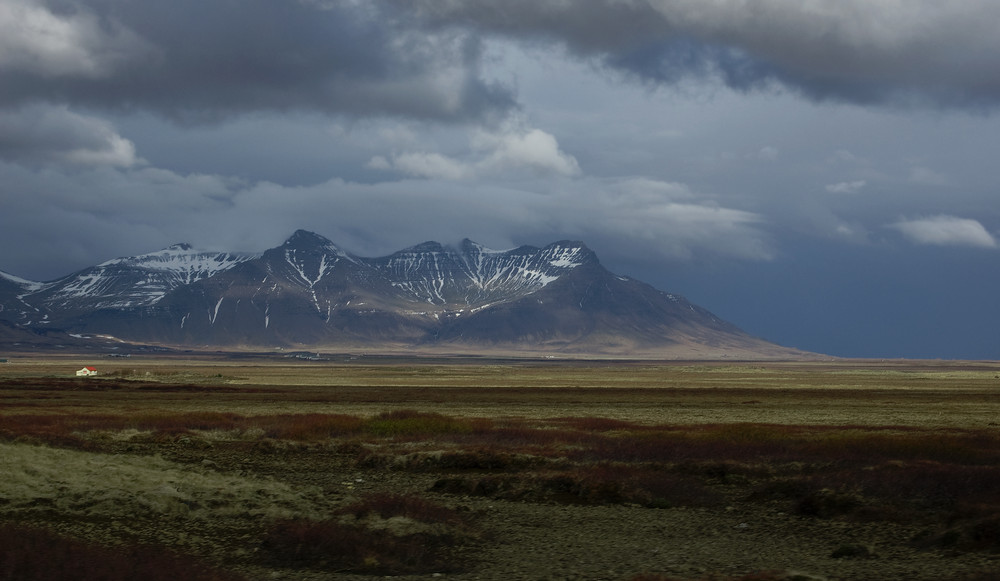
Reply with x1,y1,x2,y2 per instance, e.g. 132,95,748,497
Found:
27,244,257,313
0,231,805,358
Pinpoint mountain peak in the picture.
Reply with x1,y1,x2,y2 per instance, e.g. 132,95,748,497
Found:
167,243,193,252
459,239,508,255
549,239,588,249
400,241,447,254
283,230,335,248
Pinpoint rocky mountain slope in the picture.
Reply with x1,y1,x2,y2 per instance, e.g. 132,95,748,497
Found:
0,231,805,358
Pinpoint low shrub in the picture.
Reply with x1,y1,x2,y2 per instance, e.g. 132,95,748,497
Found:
625,572,792,581
797,462,1000,520
261,493,475,575
830,543,875,559
357,448,548,472
128,411,243,432
362,410,475,437
261,518,464,573
254,413,364,440
802,431,1000,465
0,523,243,581
914,511,1000,553
796,488,865,519
554,416,636,431
338,492,469,528
957,569,1000,581
432,465,721,508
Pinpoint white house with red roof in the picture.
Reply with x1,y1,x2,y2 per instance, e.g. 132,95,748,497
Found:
75,366,97,376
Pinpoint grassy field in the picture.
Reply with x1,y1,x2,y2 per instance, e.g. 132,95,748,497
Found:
2,356,1000,580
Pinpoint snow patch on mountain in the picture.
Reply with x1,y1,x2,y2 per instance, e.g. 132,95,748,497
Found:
99,244,256,286
0,271,44,292
370,239,591,306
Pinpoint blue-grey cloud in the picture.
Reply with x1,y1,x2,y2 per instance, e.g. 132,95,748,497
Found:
889,215,997,249
368,123,581,180
825,180,866,195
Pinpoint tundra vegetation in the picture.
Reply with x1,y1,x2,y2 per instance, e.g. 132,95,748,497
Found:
1,357,1000,580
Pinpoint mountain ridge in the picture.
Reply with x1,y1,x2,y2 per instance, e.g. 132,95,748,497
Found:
0,231,809,359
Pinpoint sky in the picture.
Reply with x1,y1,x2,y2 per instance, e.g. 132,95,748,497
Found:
1,0,998,359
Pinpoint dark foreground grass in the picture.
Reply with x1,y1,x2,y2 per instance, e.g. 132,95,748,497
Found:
260,493,478,575
0,523,243,581
0,409,488,446
627,571,1000,581
626,574,790,581
432,464,723,508
5,408,1000,563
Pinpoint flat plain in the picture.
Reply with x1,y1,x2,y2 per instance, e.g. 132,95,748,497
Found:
2,355,1000,580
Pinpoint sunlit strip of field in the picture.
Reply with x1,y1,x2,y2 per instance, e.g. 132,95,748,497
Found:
1,357,999,427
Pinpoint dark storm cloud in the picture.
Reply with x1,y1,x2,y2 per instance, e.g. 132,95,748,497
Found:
395,0,1000,108
0,0,515,122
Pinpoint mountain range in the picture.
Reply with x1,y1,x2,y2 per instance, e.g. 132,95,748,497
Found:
0,230,806,358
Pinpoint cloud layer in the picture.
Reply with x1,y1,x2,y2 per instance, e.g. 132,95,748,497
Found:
399,0,1000,108
6,0,1000,125
0,0,515,122
0,158,772,281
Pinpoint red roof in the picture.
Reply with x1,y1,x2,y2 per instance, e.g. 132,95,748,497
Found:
84,366,97,371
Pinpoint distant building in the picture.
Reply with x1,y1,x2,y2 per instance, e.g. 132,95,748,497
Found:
76,366,98,376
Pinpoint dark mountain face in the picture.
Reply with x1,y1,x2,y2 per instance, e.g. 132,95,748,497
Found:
0,272,42,325
0,231,806,358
